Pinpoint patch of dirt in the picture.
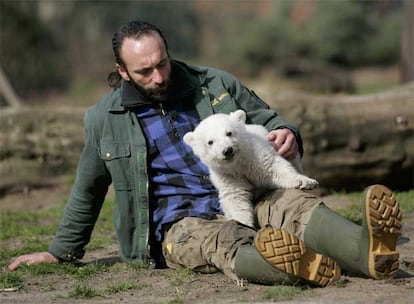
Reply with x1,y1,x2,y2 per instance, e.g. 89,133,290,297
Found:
1,179,413,304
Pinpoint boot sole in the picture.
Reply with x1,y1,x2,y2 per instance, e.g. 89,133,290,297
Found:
255,228,341,287
365,185,402,279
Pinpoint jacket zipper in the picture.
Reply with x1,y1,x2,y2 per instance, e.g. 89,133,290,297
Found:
127,110,150,262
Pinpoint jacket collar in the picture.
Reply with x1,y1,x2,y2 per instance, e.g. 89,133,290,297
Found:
120,79,147,108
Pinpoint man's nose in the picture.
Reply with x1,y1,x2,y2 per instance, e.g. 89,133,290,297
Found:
152,68,164,84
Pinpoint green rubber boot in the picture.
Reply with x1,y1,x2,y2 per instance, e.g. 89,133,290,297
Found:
234,228,341,286
304,185,402,279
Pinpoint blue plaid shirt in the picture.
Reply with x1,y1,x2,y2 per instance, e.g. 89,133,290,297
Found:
135,101,222,241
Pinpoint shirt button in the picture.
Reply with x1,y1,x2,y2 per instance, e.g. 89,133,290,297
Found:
105,152,111,158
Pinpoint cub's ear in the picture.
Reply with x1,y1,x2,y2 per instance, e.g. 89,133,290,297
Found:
183,132,195,147
229,109,246,124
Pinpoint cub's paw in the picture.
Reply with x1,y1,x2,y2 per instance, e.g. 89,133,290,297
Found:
298,177,319,190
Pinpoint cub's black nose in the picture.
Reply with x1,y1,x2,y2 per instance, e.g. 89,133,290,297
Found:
223,147,234,158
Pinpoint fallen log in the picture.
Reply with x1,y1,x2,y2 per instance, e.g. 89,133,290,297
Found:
262,82,414,190
0,84,412,195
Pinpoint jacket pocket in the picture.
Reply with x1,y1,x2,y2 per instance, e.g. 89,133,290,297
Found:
99,142,133,190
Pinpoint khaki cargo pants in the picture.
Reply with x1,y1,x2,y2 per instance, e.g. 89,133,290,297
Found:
162,189,324,280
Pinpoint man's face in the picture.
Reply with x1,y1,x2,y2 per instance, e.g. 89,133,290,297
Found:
116,34,171,102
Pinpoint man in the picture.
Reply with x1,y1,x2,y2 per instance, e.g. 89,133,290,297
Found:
9,20,402,287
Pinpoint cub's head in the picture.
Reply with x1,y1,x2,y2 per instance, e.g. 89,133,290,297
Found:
183,110,247,167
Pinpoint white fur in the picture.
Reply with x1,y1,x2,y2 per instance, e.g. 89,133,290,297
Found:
183,110,318,227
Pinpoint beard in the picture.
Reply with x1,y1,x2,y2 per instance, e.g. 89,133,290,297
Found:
129,75,170,103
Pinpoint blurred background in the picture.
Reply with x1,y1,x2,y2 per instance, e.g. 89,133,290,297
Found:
0,0,413,197
1,0,411,102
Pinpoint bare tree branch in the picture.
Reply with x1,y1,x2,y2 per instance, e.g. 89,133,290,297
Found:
0,65,23,108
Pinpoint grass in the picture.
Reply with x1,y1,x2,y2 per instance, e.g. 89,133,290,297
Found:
262,285,310,301
0,187,412,300
105,281,136,293
333,189,414,224
64,262,110,280
0,272,23,289
0,194,115,291
166,267,197,286
67,283,102,298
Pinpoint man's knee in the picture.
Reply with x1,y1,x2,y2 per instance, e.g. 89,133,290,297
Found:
255,189,323,236
162,217,256,277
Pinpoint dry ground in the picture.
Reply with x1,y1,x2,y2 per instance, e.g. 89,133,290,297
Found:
1,68,412,302
0,181,413,304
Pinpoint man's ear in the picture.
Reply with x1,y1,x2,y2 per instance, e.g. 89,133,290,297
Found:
230,110,246,124
116,63,130,81
183,132,194,147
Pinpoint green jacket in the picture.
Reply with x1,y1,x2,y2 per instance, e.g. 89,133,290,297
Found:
49,60,302,263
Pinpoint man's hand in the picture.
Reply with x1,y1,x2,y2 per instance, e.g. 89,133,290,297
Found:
267,128,299,160
8,252,58,271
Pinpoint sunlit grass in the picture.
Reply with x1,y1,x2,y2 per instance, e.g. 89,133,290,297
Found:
0,272,24,289
105,281,136,293
262,285,310,301
67,283,102,298
63,262,110,280
395,190,414,212
0,195,115,261
0,186,412,300
165,267,197,287
333,189,414,223
0,209,60,240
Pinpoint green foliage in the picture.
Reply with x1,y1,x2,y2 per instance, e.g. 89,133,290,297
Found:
220,3,296,76
337,204,362,224
0,209,60,240
166,267,196,286
262,285,309,301
64,262,109,280
308,1,370,65
105,281,135,293
334,278,350,288
0,1,69,97
308,1,401,66
0,0,199,99
1,0,403,98
0,196,114,267
19,262,62,276
85,236,113,251
395,190,414,212
127,260,152,271
67,283,102,298
334,189,414,223
0,272,23,289
220,0,402,76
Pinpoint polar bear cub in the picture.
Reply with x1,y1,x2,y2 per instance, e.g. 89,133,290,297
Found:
183,110,318,227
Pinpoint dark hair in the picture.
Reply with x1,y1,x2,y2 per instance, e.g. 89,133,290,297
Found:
112,20,169,68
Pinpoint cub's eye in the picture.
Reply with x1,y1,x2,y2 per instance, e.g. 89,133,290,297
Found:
208,140,214,145
226,131,232,137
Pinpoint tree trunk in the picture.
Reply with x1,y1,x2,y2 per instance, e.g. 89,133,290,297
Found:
0,66,23,108
263,82,414,190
